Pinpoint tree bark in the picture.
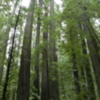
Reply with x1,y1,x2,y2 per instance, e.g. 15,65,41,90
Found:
82,39,96,100
49,0,59,100
41,5,49,100
1,8,20,100
0,0,19,84
33,0,43,99
81,16,100,96
17,0,36,100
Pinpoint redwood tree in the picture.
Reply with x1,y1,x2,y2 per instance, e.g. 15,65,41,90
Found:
17,0,36,100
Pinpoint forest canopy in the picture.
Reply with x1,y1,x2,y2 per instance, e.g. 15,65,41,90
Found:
0,0,100,100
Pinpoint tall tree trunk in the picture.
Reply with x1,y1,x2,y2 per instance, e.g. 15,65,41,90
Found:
17,0,36,100
82,39,96,100
49,0,59,100
1,9,20,100
41,5,49,100
0,0,19,83
79,22,96,100
81,16,100,96
33,0,43,99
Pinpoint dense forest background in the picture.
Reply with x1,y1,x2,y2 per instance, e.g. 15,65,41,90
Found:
0,0,100,100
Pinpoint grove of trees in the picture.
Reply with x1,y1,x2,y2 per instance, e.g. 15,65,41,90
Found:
0,0,100,100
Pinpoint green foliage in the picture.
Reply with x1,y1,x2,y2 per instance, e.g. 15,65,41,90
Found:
0,0,100,100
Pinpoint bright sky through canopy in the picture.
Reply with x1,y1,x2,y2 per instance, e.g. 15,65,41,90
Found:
22,0,62,7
